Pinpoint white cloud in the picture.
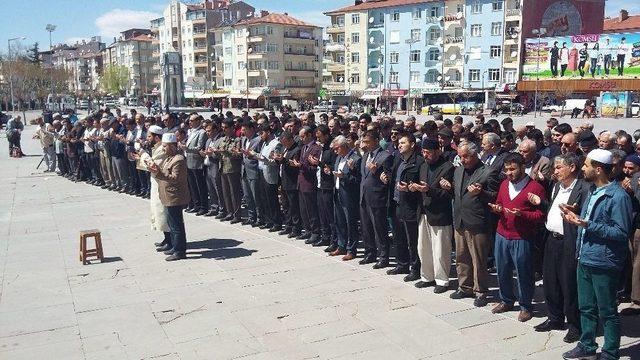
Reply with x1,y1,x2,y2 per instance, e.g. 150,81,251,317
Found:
95,9,161,40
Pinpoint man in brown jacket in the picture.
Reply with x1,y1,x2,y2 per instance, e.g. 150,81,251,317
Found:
148,133,191,261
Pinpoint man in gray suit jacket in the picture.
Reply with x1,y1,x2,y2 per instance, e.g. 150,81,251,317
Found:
240,121,263,225
180,115,208,216
202,122,224,217
443,141,500,307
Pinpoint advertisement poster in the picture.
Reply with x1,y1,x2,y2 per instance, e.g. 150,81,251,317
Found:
600,91,629,117
522,32,640,80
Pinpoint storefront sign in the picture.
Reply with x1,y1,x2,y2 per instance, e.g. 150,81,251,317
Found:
588,81,618,91
382,89,407,97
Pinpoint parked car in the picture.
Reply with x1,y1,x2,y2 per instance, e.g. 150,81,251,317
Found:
313,100,339,112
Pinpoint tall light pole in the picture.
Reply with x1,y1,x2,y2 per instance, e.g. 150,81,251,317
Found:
46,24,56,106
245,31,252,112
405,38,419,114
7,36,27,113
532,27,546,118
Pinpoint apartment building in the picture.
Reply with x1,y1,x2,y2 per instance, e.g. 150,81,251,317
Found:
60,38,105,94
149,0,255,99
102,29,157,97
219,12,323,107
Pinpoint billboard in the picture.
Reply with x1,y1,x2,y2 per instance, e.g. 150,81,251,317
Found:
522,32,640,80
599,91,629,117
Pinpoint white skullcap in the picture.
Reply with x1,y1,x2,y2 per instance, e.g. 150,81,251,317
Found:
162,133,177,143
526,121,535,127
148,125,164,135
587,149,613,165
53,112,61,118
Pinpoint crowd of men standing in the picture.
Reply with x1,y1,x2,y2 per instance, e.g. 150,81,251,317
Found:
31,107,640,360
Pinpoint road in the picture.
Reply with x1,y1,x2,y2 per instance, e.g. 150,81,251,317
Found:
0,124,638,359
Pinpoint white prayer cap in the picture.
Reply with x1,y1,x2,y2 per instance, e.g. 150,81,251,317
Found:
148,125,164,135
587,149,613,165
53,112,61,118
162,133,177,143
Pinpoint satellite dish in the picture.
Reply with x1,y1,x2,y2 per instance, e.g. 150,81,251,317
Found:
445,75,451,81
511,33,518,39
367,77,373,83
437,75,442,81
210,52,215,57
449,54,457,61
510,51,518,58
211,81,216,86
211,66,216,72
456,12,463,19
369,17,374,23
369,36,375,44
378,57,383,64
338,77,344,82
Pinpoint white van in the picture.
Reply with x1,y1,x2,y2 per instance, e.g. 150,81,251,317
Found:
46,94,76,111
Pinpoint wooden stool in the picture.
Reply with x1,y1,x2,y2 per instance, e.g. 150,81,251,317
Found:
79,229,104,264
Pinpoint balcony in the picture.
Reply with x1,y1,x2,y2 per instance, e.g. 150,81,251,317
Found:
326,24,345,34
323,81,345,89
444,59,462,66
194,59,208,67
247,69,262,77
191,17,206,24
325,42,345,52
506,8,521,17
369,22,384,29
326,63,345,72
444,36,463,44
443,80,462,87
443,14,463,22
247,52,266,59
247,35,265,43
284,51,316,57
193,44,207,52
193,29,207,38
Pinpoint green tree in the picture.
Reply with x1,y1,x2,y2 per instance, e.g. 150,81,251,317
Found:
100,65,129,95
27,42,40,63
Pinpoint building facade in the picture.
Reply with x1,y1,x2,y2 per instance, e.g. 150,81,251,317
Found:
102,29,157,97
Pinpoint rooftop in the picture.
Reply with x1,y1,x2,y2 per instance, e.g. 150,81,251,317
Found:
603,12,640,32
325,0,437,15
238,12,318,28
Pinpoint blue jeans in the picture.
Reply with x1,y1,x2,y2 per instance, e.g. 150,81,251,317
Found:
166,205,187,253
494,234,535,311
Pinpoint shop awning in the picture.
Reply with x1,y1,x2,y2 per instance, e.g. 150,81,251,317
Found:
210,93,229,98
361,93,379,100
228,93,262,100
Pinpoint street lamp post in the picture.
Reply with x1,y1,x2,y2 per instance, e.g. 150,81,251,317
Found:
46,24,56,107
405,38,419,114
245,32,252,113
532,27,546,118
7,36,27,113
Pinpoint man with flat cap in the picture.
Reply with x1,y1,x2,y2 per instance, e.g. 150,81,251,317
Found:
562,149,632,360
148,132,191,261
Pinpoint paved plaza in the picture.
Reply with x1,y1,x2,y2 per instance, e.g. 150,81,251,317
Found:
0,123,638,359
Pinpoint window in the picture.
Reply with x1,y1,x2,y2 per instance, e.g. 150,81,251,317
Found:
426,71,439,82
504,69,517,84
410,50,420,62
413,8,422,19
337,34,345,43
411,29,421,41
430,6,441,17
351,14,360,24
469,69,480,81
267,43,278,52
224,63,231,72
469,46,482,60
429,28,441,41
491,22,502,36
267,26,273,34
238,79,245,87
351,73,360,84
237,45,244,54
389,71,399,83
238,61,245,69
454,27,464,37
456,4,464,13
351,52,360,63
389,30,400,43
392,12,400,21
224,79,232,86
492,1,503,11
428,49,440,61
379,12,385,23
410,71,420,82
471,24,482,37
390,52,399,64
488,68,500,81
351,32,360,43
490,46,502,58
267,61,279,70
471,1,482,14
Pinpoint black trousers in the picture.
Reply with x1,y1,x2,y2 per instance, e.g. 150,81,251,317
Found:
187,168,208,211
393,212,420,273
137,169,150,192
166,205,187,253
543,232,580,332
317,189,335,241
299,190,320,235
260,176,282,226
550,58,558,77
284,189,301,232
578,60,587,77
561,64,568,77
127,160,140,191
617,54,626,76
334,193,359,254
360,204,390,261
221,172,242,219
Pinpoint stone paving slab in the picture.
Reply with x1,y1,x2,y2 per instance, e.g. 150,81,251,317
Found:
0,126,638,359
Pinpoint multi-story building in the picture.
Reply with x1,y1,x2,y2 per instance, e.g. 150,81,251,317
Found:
325,0,606,110
62,38,105,94
102,29,157,97
150,0,255,100
219,12,323,107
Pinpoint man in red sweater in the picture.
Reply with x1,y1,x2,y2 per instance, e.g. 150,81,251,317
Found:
488,152,546,322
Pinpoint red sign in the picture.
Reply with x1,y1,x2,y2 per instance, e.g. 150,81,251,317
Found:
382,89,408,97
588,81,617,91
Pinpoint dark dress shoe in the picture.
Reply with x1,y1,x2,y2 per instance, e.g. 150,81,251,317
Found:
449,289,475,300
562,343,596,359
205,210,217,217
491,302,513,314
386,267,410,275
324,244,338,253
620,306,640,316
163,249,175,255
305,234,319,244
221,215,234,222
358,256,376,265
195,210,208,216
473,294,489,307
312,239,330,247
296,233,311,240
403,273,420,282
165,252,186,261
288,231,301,239
230,218,243,224
278,228,291,235
415,280,436,288
259,223,273,230
252,221,264,228
563,328,580,343
156,244,172,252
185,208,198,213
534,319,565,332
372,260,389,269
342,253,356,261
154,241,165,247
215,213,227,219
433,285,448,294
242,219,255,225
268,225,283,232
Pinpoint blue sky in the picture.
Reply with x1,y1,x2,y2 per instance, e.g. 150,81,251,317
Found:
1,0,637,53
